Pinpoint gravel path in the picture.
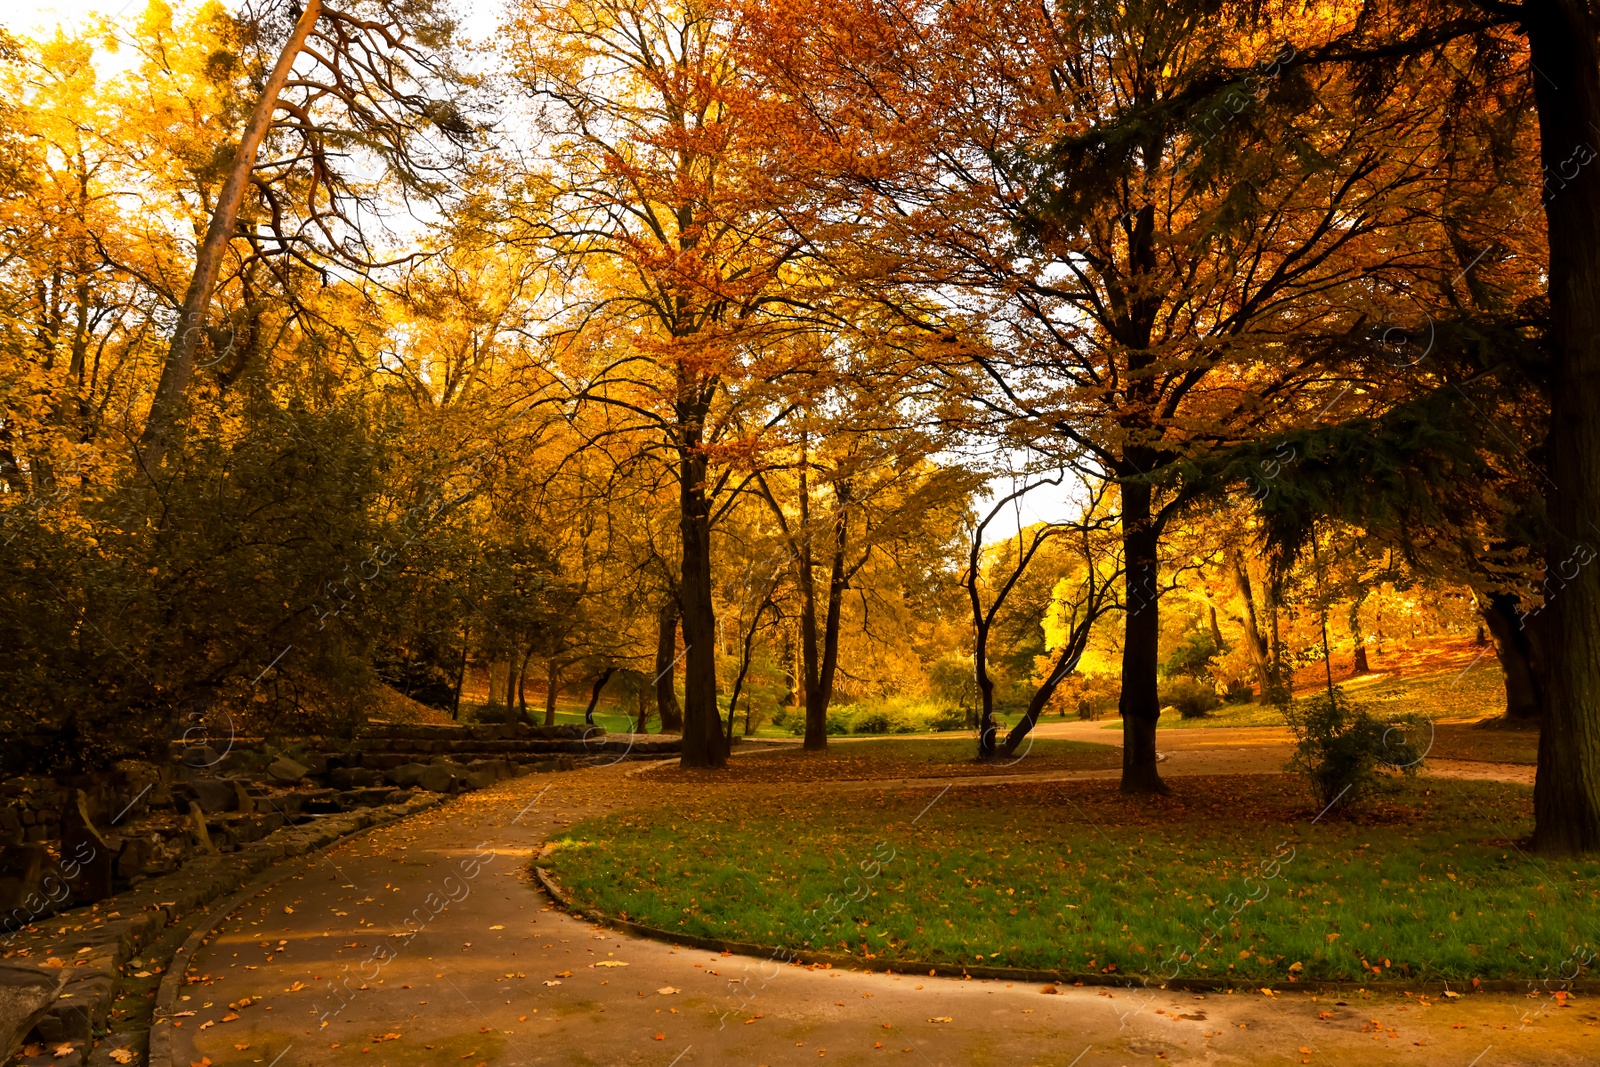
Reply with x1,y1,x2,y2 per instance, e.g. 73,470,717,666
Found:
169,762,1595,1067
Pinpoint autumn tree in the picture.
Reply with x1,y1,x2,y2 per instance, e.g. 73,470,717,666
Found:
746,0,1475,792
503,0,832,766
138,0,480,464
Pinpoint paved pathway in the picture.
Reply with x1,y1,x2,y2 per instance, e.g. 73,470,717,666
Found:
172,761,1595,1067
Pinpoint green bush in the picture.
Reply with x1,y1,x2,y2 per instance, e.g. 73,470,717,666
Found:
928,705,969,732
1284,688,1428,809
1162,628,1220,680
1158,677,1219,719
851,707,920,735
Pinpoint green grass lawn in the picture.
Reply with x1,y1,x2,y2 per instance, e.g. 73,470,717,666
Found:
541,774,1600,983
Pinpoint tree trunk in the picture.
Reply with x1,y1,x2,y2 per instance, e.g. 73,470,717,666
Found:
1000,624,1094,758
655,602,683,732
1230,548,1274,695
1526,0,1600,853
1119,480,1166,793
583,666,616,727
797,461,825,751
634,683,649,734
518,643,536,717
678,448,725,768
544,660,561,727
1482,595,1545,721
1349,601,1370,675
451,638,467,722
138,0,322,465
505,647,520,724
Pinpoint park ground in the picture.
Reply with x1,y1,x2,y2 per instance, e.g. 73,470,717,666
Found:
164,647,1598,1067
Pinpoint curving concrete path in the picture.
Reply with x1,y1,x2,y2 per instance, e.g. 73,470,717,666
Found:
167,759,1596,1067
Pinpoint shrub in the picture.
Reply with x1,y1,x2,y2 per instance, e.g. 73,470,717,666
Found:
1162,628,1220,680
851,706,920,735
928,654,979,711
1058,673,1119,720
928,705,969,732
851,708,894,734
1158,677,1219,719
1284,688,1428,809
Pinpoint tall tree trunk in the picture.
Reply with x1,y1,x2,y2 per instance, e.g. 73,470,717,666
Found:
679,447,725,767
1527,0,1600,853
138,0,322,465
1229,548,1273,695
518,643,536,717
797,460,825,750
1482,594,1545,721
655,602,683,732
544,660,561,727
505,646,520,724
634,682,649,734
1350,604,1371,675
451,636,468,722
1119,480,1165,793
810,513,850,750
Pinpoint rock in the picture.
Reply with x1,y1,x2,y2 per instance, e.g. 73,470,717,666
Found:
330,768,379,789
114,838,154,879
266,757,308,784
461,771,495,791
298,753,333,777
416,764,457,793
180,779,237,814
465,760,509,781
187,802,216,854
232,781,255,815
0,844,44,913
386,764,428,788
60,793,115,904
339,788,394,808
0,961,66,1061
